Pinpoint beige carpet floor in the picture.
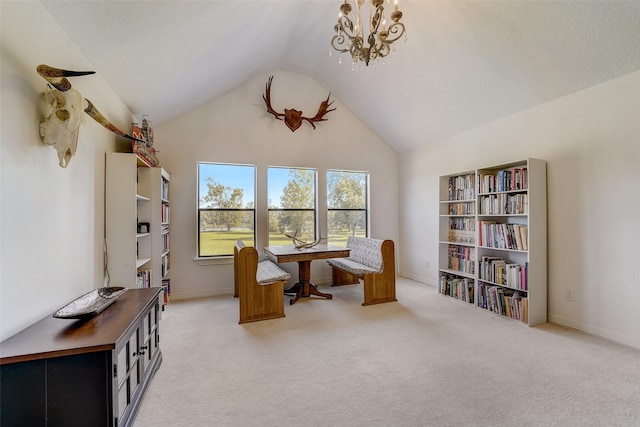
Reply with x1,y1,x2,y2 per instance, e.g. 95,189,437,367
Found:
134,277,640,427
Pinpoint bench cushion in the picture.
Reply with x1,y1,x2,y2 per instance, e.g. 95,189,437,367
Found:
256,260,291,284
327,258,379,276
346,236,384,272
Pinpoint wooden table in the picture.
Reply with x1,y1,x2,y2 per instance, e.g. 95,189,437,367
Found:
264,244,350,305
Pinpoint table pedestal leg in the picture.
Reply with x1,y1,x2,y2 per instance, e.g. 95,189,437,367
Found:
288,260,333,305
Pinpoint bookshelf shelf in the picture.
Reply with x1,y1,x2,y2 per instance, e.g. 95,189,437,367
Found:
106,153,171,305
438,159,547,326
136,258,151,269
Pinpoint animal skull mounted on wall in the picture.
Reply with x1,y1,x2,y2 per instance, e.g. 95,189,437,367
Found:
37,64,143,168
40,87,87,168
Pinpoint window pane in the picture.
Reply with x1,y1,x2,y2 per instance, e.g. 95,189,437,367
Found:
268,167,316,246
327,170,367,209
269,211,315,244
199,211,255,256
199,163,254,209
268,167,315,209
328,211,367,246
327,170,368,246
198,163,255,257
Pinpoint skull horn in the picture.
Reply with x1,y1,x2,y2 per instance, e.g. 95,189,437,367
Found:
84,99,144,143
37,64,95,92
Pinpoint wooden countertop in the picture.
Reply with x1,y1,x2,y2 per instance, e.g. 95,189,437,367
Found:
0,287,161,365
264,244,349,263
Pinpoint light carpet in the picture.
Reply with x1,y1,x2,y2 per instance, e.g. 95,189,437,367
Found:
134,277,640,427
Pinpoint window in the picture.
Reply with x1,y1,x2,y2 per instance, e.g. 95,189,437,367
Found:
268,167,317,245
197,162,255,257
327,170,368,246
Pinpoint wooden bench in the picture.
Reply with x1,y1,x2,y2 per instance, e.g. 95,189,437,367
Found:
234,240,291,324
326,236,397,306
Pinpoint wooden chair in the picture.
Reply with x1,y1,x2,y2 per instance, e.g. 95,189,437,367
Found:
328,237,397,306
234,240,290,324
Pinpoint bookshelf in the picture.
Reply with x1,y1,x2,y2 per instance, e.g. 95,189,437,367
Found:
438,159,547,326
438,171,476,306
106,153,171,308
106,152,153,289
138,167,171,306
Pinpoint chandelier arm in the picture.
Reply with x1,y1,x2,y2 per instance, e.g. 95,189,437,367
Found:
337,15,357,39
331,34,350,53
370,5,383,35
376,42,392,59
383,22,406,44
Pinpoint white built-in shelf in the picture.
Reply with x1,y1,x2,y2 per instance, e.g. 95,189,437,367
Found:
437,158,547,326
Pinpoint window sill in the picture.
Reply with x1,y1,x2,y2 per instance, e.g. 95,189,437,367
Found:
194,256,233,266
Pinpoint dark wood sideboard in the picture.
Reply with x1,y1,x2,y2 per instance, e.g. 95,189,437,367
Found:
0,287,162,427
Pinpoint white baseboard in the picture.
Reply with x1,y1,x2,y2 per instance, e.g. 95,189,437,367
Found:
399,271,436,287
548,314,639,350
171,287,232,301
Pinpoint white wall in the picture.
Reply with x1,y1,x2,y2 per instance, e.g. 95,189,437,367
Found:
0,2,136,341
5,2,635,351
154,71,400,299
400,71,640,348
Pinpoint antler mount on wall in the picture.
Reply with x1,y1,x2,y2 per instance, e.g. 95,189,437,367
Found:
263,75,336,132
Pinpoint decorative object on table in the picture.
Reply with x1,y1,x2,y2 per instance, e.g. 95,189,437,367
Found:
330,0,407,68
284,229,326,249
37,64,145,168
53,286,127,319
131,121,159,166
263,75,335,132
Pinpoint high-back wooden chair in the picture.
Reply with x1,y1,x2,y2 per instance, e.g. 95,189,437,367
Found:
233,240,290,324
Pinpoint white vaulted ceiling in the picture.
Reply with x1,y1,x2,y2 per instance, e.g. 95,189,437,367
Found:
41,0,640,152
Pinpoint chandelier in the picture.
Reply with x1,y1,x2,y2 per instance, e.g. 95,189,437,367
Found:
330,0,407,68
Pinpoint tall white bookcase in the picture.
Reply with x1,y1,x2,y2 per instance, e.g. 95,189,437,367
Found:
438,158,547,326
106,153,170,296
138,167,171,291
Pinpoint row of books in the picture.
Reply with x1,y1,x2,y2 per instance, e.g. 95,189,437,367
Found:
161,204,170,224
477,283,528,323
478,221,528,251
479,167,528,194
447,201,475,215
447,217,476,244
479,193,528,215
478,257,528,290
161,229,170,253
161,254,170,278
439,274,474,304
161,179,169,201
161,279,171,303
136,269,152,288
448,245,475,274
447,174,475,201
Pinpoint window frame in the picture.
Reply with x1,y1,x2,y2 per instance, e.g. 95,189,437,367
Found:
197,161,256,258
326,169,370,245
267,166,318,246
